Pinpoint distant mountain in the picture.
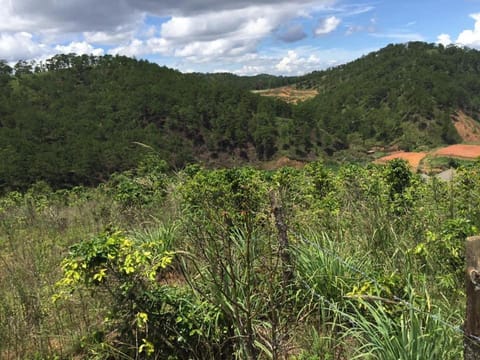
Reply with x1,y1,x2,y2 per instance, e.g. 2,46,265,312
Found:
1,42,480,190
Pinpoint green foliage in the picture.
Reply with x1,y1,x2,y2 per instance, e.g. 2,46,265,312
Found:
54,227,229,358
295,42,479,152
180,166,270,227
4,159,480,358
105,155,169,207
0,54,287,190
3,42,480,189
344,297,461,359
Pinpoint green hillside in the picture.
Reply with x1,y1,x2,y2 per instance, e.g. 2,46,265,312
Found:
293,42,480,152
0,55,291,190
2,42,480,190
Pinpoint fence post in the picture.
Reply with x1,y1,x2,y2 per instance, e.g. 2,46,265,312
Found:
465,236,480,359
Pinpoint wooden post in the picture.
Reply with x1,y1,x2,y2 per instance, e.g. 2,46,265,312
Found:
465,236,480,359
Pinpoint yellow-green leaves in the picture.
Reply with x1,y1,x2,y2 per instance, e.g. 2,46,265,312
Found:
53,229,174,302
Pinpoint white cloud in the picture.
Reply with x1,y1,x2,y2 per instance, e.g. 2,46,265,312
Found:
275,49,333,74
370,32,424,41
0,32,48,61
109,39,148,57
159,4,301,61
109,37,170,57
55,41,104,56
437,33,452,46
315,16,341,36
234,64,268,75
83,29,135,46
456,13,480,47
0,0,369,74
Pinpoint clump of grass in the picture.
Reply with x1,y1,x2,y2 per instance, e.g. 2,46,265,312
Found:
343,298,462,359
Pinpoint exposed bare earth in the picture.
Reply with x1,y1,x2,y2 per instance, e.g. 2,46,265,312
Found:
375,151,428,169
433,144,480,158
253,86,318,104
375,111,480,168
263,156,306,170
452,111,480,142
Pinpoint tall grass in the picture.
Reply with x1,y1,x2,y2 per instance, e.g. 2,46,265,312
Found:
343,298,462,359
0,161,476,358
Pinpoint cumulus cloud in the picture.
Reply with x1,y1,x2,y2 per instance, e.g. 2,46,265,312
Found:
83,26,136,46
0,0,339,64
153,3,314,61
275,50,330,74
55,41,104,56
0,32,48,61
109,37,170,57
437,33,452,46
456,13,480,48
0,0,325,35
315,16,341,36
0,0,361,73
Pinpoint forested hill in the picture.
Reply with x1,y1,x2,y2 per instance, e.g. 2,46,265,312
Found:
2,42,480,190
292,42,480,151
0,55,292,190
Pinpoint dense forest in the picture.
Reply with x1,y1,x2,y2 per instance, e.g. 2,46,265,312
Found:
1,42,480,191
294,42,480,151
0,54,293,190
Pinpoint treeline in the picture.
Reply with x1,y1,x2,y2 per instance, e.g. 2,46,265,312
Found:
293,42,480,151
0,54,291,190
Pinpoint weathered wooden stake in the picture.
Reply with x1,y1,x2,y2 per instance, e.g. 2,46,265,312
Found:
465,236,480,359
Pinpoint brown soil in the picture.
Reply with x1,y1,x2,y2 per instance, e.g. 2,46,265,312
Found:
253,86,318,104
263,156,306,170
375,151,428,169
452,111,480,142
433,144,480,159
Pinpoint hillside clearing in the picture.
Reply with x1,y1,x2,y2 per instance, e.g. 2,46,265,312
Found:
375,151,428,169
433,144,480,158
452,111,480,142
252,86,318,104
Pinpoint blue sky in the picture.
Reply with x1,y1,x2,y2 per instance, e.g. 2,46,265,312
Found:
1,0,480,75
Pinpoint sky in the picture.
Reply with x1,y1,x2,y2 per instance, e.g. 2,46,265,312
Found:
1,0,480,76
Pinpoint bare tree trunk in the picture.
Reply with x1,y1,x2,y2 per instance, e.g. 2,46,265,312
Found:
270,191,294,287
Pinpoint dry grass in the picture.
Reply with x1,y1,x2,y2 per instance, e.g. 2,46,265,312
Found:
252,86,318,104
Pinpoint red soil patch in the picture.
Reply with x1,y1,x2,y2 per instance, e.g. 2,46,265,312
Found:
433,144,480,159
452,111,480,143
375,151,428,169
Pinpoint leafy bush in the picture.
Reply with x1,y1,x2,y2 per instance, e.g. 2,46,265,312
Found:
54,227,228,359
